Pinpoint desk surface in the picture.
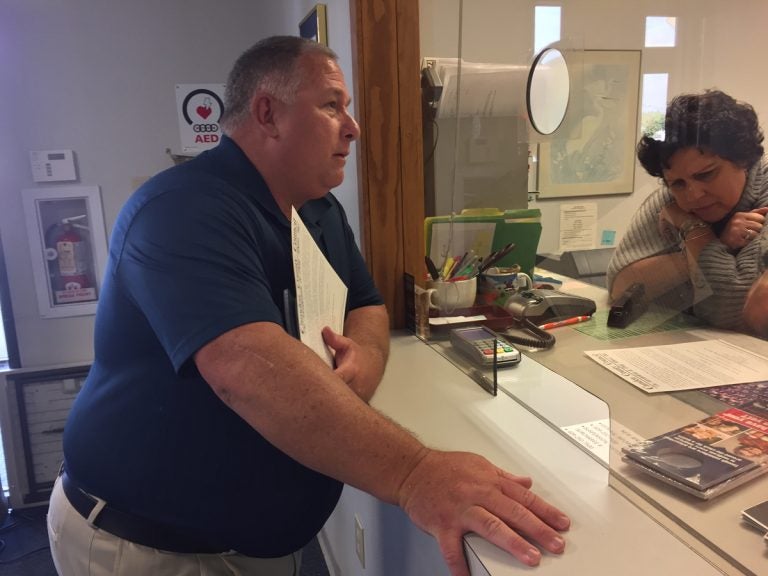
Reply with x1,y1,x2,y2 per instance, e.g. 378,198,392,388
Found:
371,333,723,575
518,276,768,576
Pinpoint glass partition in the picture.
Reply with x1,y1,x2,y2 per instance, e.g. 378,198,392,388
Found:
417,1,768,574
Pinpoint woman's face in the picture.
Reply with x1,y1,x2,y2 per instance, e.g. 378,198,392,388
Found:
662,148,747,222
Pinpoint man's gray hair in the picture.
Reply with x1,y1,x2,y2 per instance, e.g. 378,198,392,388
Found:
220,36,338,134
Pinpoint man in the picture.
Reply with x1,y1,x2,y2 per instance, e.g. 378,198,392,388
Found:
48,36,570,576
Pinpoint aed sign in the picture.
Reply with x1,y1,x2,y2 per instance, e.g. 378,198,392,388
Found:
175,84,226,155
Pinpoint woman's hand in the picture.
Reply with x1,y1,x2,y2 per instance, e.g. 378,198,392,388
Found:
720,207,768,250
658,201,703,243
744,269,768,337
659,201,692,230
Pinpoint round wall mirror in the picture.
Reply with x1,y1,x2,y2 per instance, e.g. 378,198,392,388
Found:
526,48,570,135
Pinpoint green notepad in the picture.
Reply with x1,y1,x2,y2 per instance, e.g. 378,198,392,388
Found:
425,209,542,277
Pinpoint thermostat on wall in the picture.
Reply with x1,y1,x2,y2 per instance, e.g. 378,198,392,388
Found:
29,149,77,183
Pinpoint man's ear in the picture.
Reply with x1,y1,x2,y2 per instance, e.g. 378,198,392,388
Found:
251,93,280,137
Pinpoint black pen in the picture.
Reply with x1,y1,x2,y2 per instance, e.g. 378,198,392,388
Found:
479,242,516,273
425,255,440,280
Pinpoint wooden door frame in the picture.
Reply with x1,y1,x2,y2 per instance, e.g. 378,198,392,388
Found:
349,0,424,328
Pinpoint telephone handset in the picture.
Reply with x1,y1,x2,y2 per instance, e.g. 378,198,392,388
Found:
502,289,596,325
498,289,596,349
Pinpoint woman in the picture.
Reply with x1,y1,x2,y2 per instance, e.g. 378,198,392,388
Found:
607,90,768,333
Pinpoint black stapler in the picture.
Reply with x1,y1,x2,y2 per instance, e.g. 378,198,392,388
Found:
607,283,646,328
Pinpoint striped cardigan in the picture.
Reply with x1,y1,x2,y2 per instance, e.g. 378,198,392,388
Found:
607,158,768,331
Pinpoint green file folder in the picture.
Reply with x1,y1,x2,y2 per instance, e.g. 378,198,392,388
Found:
425,209,542,277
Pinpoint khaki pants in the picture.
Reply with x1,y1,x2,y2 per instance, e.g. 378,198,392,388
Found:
47,476,302,576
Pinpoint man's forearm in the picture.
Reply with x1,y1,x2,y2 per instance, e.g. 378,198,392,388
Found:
195,321,419,505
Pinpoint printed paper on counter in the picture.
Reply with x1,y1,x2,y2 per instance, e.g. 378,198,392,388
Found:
586,339,768,393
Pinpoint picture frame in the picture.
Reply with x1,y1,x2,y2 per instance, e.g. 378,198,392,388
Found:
21,186,109,318
299,3,328,46
537,50,642,198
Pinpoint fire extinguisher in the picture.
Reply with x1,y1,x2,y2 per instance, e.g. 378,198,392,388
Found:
54,215,92,291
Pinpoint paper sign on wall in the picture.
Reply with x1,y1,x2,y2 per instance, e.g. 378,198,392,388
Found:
175,84,226,155
558,203,597,252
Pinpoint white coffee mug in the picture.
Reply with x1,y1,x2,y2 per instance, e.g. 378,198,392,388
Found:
481,267,533,294
426,276,477,313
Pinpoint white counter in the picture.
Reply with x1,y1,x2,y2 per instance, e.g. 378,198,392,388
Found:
320,333,724,575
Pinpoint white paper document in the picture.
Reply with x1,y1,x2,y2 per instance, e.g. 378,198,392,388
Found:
291,207,347,367
586,339,768,394
561,419,645,465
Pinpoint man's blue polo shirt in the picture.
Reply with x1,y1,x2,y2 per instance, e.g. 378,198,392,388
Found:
63,136,383,556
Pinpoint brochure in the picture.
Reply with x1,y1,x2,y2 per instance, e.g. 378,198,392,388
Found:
622,408,768,499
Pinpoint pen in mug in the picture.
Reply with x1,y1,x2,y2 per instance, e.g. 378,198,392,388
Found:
457,254,481,278
449,251,469,277
479,242,517,273
446,255,465,279
538,315,592,330
425,256,440,280
440,256,455,280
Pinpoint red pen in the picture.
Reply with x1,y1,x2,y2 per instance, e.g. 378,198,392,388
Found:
538,315,592,330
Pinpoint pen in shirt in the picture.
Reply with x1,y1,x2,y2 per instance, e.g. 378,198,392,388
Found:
538,315,592,330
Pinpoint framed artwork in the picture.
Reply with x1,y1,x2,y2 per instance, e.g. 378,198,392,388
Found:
299,3,328,46
537,50,642,198
22,186,109,318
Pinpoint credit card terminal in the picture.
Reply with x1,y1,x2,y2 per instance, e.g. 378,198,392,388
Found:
449,326,521,367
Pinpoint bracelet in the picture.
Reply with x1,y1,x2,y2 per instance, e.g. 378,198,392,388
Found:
678,218,710,240
683,229,713,242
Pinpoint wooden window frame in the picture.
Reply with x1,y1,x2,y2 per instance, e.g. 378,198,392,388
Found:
349,0,425,328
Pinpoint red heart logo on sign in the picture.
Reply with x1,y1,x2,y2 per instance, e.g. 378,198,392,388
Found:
196,105,212,119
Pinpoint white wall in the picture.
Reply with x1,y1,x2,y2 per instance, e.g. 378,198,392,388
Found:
419,0,768,255
0,0,361,367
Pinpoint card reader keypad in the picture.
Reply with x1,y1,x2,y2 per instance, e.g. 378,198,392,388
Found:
476,338,517,359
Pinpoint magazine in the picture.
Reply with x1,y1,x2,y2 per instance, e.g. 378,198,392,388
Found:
702,381,768,419
622,408,768,499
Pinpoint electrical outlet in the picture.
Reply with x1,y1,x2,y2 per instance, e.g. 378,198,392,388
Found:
354,514,365,568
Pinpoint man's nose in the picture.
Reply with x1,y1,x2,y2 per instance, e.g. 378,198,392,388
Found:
344,113,360,141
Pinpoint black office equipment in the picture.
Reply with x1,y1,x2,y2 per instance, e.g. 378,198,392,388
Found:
496,289,595,350
608,283,646,328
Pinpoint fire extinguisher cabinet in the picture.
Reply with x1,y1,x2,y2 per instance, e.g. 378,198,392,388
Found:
22,186,109,319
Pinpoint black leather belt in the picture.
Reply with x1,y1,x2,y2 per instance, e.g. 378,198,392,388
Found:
61,470,228,554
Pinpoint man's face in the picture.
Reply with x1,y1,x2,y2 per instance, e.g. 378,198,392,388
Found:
272,54,360,204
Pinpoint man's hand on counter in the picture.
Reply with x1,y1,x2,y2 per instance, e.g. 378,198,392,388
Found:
397,448,570,575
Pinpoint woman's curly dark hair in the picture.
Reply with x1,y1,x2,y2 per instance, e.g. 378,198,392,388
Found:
637,89,764,178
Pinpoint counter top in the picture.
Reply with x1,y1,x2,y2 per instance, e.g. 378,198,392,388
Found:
364,333,724,575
